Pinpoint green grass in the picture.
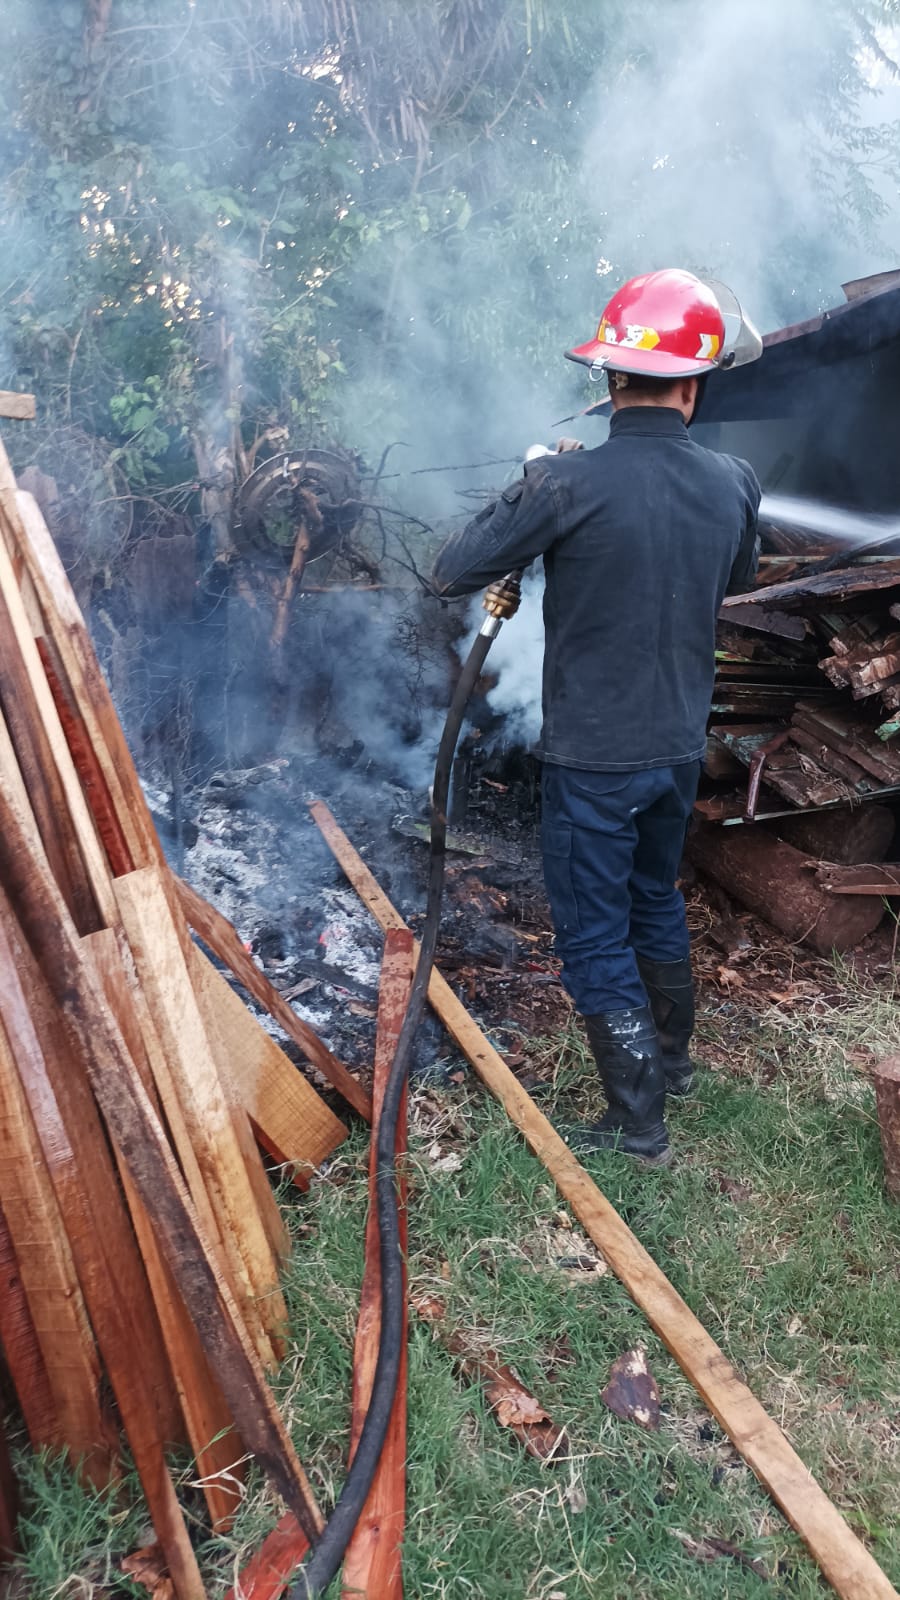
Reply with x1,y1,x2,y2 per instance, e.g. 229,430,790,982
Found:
10,972,900,1598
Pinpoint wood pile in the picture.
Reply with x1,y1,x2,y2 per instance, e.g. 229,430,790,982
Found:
707,556,900,818
688,550,900,952
0,438,368,1594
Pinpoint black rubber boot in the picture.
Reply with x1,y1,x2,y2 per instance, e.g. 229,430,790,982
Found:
636,955,696,1097
561,1006,672,1166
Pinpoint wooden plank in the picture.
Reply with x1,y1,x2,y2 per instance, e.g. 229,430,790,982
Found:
341,929,412,1600
175,875,372,1123
816,864,900,896
7,484,160,869
0,526,119,928
0,1403,19,1563
190,953,292,1260
309,800,900,1600
0,520,100,932
788,727,875,790
85,929,245,1533
36,635,134,878
0,783,323,1551
0,1202,58,1463
0,1007,116,1481
873,1057,900,1201
0,910,204,1599
793,705,900,785
191,947,347,1198
115,867,287,1370
0,392,35,420
724,561,900,611
225,1513,310,1600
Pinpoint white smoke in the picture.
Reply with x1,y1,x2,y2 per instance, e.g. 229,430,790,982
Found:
463,564,545,747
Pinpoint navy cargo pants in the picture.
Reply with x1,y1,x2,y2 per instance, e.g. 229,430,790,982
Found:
541,761,701,1016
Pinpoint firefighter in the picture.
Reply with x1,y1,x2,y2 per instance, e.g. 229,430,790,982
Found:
432,269,763,1165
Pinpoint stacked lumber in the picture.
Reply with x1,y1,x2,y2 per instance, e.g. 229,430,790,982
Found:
706,556,900,818
0,439,359,1593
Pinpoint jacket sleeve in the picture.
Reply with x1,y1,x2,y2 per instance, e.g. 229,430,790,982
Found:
431,461,562,597
725,457,762,596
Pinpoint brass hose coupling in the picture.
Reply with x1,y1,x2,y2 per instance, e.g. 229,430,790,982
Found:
482,570,523,621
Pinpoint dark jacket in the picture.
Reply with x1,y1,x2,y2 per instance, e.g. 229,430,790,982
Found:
432,407,761,771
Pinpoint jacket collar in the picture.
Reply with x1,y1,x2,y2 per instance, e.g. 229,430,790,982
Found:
608,406,689,439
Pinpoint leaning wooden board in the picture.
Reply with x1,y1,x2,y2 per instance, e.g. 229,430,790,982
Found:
190,946,348,1185
309,800,899,1600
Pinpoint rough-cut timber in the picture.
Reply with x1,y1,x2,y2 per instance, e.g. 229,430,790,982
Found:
115,866,287,1370
175,874,372,1122
226,1514,309,1600
0,1408,19,1561
7,483,160,870
36,635,134,877
0,908,203,1598
191,945,347,1193
687,825,884,953
341,928,412,1600
86,928,245,1533
0,1203,58,1467
0,1008,115,1481
815,863,900,895
724,561,900,610
873,1057,900,1200
0,785,324,1552
310,800,899,1600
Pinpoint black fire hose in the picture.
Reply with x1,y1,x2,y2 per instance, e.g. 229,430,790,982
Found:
291,574,522,1598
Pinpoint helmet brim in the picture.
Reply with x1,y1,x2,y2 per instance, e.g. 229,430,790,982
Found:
565,339,717,378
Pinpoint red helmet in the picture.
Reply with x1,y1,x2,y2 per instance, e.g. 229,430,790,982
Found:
566,268,762,380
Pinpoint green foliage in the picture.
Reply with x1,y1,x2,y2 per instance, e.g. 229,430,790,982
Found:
0,0,898,514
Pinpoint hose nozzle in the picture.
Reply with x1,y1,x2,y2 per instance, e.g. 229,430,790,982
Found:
482,571,522,622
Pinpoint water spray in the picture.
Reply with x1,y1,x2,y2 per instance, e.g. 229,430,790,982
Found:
292,571,522,1598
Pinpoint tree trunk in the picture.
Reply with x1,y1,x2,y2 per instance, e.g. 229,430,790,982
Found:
687,825,884,953
769,804,896,865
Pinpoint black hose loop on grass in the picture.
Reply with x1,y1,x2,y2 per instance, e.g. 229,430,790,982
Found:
291,627,497,1598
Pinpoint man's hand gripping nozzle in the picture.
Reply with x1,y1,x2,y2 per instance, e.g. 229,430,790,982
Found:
480,571,523,638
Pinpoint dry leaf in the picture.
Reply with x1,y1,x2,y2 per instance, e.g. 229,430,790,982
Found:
490,1384,550,1429
786,1314,803,1337
601,1349,661,1430
121,1546,174,1600
716,965,746,989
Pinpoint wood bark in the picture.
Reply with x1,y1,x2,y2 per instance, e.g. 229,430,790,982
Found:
873,1057,900,1201
686,825,884,953
769,804,896,865
309,800,900,1600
